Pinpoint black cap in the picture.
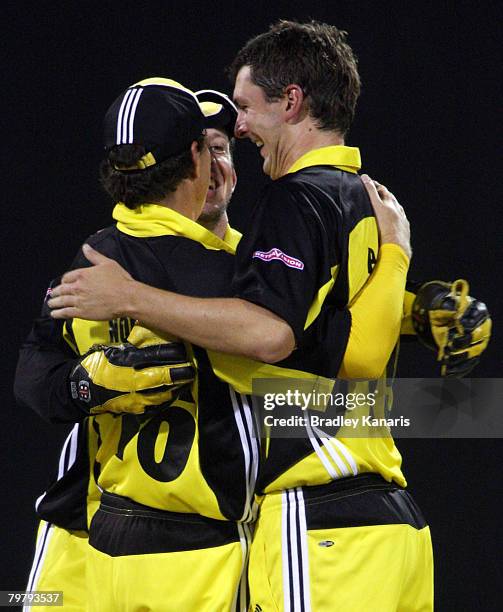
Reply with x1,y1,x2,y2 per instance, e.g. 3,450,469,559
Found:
103,78,205,169
196,89,238,140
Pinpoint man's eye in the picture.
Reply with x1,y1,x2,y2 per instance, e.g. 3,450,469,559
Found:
210,145,225,153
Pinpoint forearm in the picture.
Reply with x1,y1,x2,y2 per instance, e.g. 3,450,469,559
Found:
14,311,88,423
339,244,410,379
122,283,295,362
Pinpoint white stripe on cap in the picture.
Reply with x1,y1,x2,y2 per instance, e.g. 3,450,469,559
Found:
121,88,142,144
128,88,144,143
195,89,238,113
116,88,135,145
116,87,143,145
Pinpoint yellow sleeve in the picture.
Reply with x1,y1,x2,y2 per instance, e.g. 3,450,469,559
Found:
339,244,410,379
400,290,417,335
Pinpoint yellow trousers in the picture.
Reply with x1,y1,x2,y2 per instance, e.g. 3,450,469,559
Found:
249,476,433,611
25,521,88,612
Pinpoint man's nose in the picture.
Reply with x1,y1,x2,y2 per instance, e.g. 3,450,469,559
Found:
210,154,218,171
234,113,248,139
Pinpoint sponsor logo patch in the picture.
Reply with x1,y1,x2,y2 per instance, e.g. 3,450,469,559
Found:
252,247,304,270
78,380,91,403
318,540,335,547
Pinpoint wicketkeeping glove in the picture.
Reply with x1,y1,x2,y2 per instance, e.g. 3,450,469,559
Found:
412,279,492,377
69,325,195,415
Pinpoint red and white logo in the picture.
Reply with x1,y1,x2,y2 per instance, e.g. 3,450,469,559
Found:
252,248,304,270
78,380,91,403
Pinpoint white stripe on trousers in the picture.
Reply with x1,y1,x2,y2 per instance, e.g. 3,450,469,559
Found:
24,521,55,611
232,522,253,612
282,488,312,612
26,425,81,606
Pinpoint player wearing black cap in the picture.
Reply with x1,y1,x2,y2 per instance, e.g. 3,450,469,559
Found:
16,80,254,611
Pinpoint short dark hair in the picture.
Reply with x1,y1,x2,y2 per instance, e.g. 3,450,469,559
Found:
229,20,361,136
100,135,206,209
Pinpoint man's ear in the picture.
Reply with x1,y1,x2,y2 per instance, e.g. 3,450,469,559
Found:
284,84,305,122
231,166,237,192
190,140,201,179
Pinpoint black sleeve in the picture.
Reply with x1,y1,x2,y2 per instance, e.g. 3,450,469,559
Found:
13,275,86,424
14,233,117,423
232,181,327,341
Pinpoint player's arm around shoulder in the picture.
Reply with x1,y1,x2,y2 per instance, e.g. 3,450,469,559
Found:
339,176,411,380
15,236,197,422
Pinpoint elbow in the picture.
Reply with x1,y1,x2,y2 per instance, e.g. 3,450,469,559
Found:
13,381,53,424
250,323,296,364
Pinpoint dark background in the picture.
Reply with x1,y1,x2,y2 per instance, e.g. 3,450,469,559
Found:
2,1,501,609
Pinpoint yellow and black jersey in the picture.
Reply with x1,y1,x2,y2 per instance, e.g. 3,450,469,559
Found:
85,207,259,522
14,206,257,525
212,146,407,493
17,204,262,524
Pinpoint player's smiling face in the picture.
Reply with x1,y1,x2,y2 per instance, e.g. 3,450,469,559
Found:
199,128,236,223
233,65,286,180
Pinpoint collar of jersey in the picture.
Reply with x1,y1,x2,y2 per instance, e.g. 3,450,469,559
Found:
113,203,240,254
286,145,361,175
223,225,242,250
